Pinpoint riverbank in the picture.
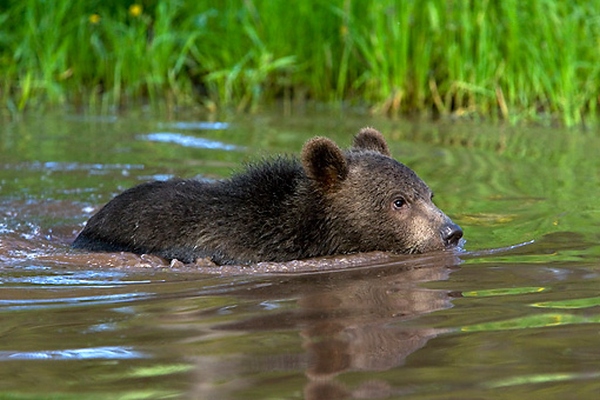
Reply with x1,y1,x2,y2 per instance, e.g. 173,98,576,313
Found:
1,0,599,126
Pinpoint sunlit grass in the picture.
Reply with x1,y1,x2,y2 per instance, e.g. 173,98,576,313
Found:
1,0,599,125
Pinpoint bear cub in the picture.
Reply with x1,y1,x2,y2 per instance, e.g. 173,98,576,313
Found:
73,128,463,265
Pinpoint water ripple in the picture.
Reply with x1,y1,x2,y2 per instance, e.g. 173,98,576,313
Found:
2,161,144,172
0,292,151,311
0,346,146,361
141,132,240,150
157,121,229,130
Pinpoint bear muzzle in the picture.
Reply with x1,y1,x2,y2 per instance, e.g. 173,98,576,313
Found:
441,222,463,248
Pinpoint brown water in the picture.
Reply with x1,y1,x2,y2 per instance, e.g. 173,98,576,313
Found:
1,109,599,399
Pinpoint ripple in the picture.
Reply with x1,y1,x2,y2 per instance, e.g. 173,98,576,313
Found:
0,346,146,361
141,132,240,150
2,269,150,286
157,121,230,130
0,292,151,311
2,161,144,172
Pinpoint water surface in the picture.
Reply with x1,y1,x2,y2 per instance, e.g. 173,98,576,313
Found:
1,109,599,398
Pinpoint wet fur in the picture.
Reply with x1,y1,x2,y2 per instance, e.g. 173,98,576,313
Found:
73,128,462,265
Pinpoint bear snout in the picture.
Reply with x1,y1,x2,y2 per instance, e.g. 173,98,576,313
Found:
441,222,463,247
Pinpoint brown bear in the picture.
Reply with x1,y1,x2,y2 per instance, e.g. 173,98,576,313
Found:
72,128,462,265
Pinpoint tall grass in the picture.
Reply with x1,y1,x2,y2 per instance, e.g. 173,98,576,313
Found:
0,0,599,125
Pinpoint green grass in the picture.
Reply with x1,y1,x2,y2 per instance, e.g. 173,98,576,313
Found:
1,0,599,125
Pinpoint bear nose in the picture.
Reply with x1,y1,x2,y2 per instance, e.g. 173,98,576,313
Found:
441,222,463,247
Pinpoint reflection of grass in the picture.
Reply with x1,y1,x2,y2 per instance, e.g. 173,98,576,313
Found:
461,312,598,332
533,297,600,309
484,371,600,389
463,287,547,298
1,1,599,125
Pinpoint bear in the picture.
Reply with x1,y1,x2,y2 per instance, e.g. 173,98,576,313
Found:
72,128,463,265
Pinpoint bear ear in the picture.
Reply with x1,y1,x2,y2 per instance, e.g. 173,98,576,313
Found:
352,127,391,156
301,137,348,191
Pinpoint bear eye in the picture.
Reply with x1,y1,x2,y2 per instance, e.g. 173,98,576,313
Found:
392,198,406,210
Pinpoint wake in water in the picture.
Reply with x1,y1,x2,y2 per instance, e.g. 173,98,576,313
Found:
1,198,567,276
0,198,466,274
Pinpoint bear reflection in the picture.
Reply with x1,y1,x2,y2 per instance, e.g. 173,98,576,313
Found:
191,253,461,399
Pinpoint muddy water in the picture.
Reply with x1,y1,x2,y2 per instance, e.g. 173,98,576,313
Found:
1,109,599,399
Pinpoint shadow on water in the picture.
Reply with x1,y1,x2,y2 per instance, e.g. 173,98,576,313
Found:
1,110,600,398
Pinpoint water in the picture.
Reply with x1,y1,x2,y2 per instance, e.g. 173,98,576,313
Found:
1,109,599,399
